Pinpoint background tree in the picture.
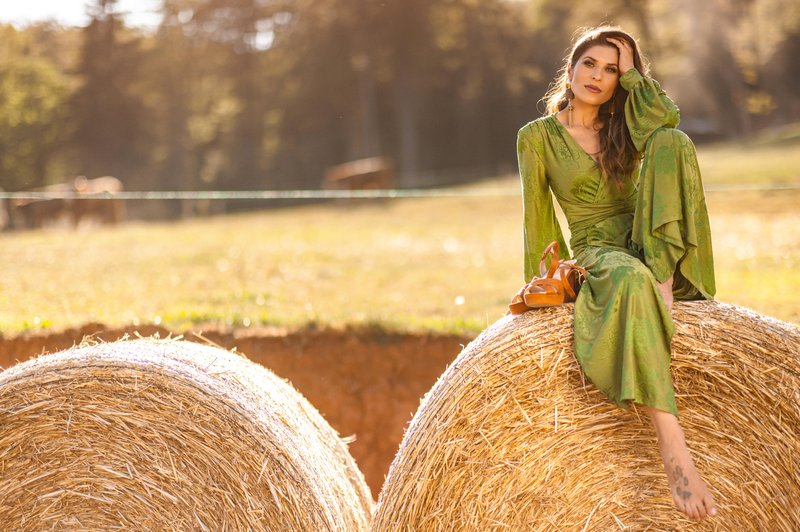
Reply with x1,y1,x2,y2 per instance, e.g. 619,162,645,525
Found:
69,0,150,183
0,25,70,190
0,0,799,199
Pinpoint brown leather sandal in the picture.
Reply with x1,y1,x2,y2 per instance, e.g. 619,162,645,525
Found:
509,278,563,313
509,241,588,315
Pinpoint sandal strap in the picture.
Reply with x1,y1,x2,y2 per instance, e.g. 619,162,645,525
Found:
525,277,562,295
561,263,588,300
538,241,560,278
508,295,530,315
561,272,577,300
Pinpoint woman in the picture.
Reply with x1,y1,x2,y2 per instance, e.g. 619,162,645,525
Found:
517,26,718,520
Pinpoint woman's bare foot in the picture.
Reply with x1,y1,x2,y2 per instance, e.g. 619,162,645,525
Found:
646,407,718,520
656,275,674,311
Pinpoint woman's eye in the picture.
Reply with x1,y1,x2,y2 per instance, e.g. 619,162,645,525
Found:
584,60,594,67
607,67,618,73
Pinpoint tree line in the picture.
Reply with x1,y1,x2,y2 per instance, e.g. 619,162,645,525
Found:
1,0,798,202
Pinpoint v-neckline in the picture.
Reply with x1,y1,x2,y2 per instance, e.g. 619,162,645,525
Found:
551,114,600,165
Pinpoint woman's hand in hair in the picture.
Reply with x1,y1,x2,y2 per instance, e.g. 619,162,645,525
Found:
606,37,635,74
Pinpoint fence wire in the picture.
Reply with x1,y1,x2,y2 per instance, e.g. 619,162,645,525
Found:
0,182,797,201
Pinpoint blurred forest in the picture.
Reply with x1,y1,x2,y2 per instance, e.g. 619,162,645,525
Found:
1,0,799,203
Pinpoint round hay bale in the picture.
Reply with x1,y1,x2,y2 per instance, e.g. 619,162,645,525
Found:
372,301,800,530
0,339,373,530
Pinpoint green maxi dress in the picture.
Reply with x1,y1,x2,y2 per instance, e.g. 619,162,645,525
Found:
518,68,716,416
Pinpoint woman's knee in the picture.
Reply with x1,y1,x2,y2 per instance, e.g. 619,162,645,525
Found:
641,128,701,186
645,127,695,154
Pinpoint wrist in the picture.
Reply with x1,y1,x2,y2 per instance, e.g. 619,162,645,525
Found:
619,68,643,90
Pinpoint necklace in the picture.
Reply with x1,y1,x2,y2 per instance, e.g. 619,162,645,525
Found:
566,121,602,132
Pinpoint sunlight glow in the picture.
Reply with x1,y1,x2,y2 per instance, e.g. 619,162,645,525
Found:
0,0,161,28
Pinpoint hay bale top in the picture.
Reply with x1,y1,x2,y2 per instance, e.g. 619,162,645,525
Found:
0,338,373,531
372,301,800,530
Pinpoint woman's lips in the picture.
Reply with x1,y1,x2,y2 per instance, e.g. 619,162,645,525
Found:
585,84,601,93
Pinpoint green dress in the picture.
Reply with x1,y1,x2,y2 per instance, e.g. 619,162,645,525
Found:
518,68,716,416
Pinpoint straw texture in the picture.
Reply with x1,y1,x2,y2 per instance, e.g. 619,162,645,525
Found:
372,301,800,530
0,339,373,530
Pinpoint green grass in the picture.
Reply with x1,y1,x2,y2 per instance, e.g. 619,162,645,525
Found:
696,132,800,185
0,196,524,336
1,141,798,337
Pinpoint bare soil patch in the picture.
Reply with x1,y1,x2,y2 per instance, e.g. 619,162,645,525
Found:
0,324,469,499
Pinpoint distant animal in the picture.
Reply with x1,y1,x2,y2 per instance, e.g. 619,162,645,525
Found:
10,176,125,229
323,157,393,192
10,182,73,229
71,176,125,226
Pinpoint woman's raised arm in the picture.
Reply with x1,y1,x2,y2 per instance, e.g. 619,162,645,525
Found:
620,68,680,151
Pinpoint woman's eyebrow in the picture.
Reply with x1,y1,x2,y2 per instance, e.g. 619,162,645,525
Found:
583,55,619,67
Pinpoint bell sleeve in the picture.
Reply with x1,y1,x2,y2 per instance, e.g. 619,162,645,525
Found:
518,123,570,282
621,68,680,152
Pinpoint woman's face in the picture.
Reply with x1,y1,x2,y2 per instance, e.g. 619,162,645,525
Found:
569,44,621,107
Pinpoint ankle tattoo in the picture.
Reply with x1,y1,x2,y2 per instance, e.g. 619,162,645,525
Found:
669,458,692,501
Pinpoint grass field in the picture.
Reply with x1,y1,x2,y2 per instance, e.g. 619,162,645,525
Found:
696,127,800,186
1,141,798,337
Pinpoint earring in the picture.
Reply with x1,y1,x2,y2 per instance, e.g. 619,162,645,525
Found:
565,81,575,128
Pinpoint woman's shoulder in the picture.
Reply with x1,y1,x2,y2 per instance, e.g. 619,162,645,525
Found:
518,114,558,149
519,114,556,135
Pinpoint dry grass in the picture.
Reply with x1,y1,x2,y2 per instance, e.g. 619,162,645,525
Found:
696,134,800,185
0,144,797,337
0,339,373,530
0,193,523,335
372,301,800,530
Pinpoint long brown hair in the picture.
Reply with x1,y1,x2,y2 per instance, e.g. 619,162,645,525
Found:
543,26,648,182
